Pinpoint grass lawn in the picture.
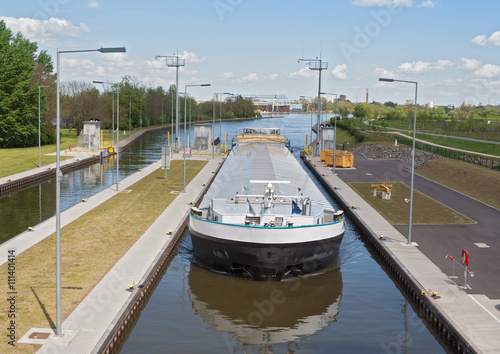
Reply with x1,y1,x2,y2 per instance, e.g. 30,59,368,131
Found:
0,129,138,179
416,159,500,209
349,182,474,225
0,159,206,353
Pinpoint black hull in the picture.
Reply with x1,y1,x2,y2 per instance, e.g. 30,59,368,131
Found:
190,230,344,281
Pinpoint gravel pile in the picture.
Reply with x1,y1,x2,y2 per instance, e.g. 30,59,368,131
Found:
350,143,443,168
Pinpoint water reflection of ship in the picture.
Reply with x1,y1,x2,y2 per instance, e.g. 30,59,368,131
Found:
188,263,343,345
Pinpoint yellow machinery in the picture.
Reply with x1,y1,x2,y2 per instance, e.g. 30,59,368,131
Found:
371,179,392,200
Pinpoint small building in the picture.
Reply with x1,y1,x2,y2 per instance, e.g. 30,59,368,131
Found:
194,124,212,150
79,120,101,151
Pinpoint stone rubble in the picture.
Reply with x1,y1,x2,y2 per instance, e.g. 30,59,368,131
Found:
349,143,443,168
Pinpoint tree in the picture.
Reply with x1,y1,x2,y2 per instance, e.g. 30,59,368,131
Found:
61,81,109,135
0,20,55,148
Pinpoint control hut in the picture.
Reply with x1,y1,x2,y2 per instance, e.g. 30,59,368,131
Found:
79,120,101,151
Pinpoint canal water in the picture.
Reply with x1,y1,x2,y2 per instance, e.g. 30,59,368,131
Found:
1,114,446,352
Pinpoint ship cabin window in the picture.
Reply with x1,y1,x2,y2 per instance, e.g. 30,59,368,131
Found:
214,215,219,222
245,215,260,226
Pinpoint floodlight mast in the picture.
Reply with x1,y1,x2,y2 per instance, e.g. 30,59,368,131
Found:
298,57,328,156
155,54,186,152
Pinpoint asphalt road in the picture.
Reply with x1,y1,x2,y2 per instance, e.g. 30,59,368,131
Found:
337,152,500,299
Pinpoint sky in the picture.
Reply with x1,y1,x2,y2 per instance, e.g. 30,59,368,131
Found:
1,0,500,106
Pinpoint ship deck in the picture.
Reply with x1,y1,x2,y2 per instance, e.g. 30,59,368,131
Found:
200,142,332,209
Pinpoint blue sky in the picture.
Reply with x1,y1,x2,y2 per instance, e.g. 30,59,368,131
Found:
2,0,500,106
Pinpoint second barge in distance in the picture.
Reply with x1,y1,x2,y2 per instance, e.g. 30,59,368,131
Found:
189,127,345,281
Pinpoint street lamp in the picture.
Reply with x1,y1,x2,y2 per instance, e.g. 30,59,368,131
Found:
140,96,143,130
321,92,338,173
93,80,121,192
379,77,418,245
183,83,210,192
300,95,314,148
56,46,126,337
38,85,56,167
155,54,185,151
298,57,328,156
129,95,136,135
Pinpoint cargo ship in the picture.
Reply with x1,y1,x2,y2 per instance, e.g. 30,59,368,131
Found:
189,127,345,281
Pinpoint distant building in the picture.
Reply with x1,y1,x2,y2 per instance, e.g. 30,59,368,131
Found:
427,100,435,108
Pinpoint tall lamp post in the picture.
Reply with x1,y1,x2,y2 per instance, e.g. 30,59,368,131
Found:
56,46,126,337
93,80,121,191
298,57,328,156
379,77,418,245
155,54,185,151
129,95,136,135
320,92,338,173
300,95,314,148
38,85,56,167
140,96,143,130
183,83,211,192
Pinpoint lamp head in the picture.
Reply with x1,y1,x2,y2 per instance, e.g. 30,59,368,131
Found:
379,78,394,82
98,47,126,53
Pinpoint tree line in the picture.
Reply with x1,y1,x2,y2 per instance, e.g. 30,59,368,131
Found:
300,95,500,139
0,20,259,148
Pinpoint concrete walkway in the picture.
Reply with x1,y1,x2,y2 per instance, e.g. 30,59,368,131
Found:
0,149,98,186
8,154,222,352
391,131,500,159
308,156,500,353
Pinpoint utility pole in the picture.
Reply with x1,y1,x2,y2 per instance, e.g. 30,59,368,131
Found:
155,53,185,152
298,56,328,156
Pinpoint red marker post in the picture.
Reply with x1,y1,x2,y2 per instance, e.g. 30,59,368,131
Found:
446,250,474,289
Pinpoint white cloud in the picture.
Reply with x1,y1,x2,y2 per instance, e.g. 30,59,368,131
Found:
179,51,206,63
398,60,432,74
265,73,278,81
372,65,396,78
460,58,481,71
288,67,315,79
332,64,348,80
435,59,453,70
397,59,452,74
0,16,90,47
474,64,500,78
240,73,258,82
419,0,435,7
471,31,500,46
61,58,95,72
87,1,99,9
221,71,234,79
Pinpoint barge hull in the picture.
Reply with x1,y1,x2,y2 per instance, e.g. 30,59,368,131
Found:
190,230,344,281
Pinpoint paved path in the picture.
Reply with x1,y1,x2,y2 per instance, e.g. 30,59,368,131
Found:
391,131,500,159
0,149,98,186
385,125,500,145
309,155,500,353
7,154,222,352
